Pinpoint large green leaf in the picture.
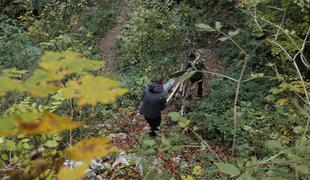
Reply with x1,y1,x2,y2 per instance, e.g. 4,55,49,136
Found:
143,139,156,147
168,112,181,122
228,29,240,37
215,162,240,177
264,140,283,151
178,117,190,128
195,23,216,32
176,71,196,83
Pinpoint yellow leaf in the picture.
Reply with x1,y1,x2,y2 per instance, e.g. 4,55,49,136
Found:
276,98,288,106
0,112,81,137
0,76,22,96
0,51,104,97
17,112,81,135
39,51,104,82
65,137,118,161
22,69,59,97
60,75,128,106
0,112,43,136
0,116,17,136
57,163,88,180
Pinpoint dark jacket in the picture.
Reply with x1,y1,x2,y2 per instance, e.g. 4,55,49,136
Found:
187,60,205,82
139,84,166,119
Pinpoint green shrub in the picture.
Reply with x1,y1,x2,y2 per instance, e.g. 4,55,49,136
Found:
0,16,41,70
80,4,116,38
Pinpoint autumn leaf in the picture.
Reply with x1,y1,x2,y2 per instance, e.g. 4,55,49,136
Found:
39,51,104,81
22,69,59,97
0,115,17,136
2,68,27,79
65,137,118,161
17,112,81,135
0,112,81,137
59,75,128,106
57,163,89,180
0,112,43,136
0,51,105,97
0,76,22,96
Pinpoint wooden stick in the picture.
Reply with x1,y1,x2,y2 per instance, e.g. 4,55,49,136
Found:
167,83,181,104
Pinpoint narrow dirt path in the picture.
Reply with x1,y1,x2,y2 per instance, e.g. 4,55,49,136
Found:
98,17,226,180
100,24,121,75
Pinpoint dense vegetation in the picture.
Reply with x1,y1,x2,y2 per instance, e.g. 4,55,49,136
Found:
0,0,309,179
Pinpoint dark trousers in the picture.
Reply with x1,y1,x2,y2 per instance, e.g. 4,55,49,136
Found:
144,116,161,137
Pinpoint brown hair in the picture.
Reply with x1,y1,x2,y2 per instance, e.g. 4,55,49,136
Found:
188,49,196,61
151,74,163,85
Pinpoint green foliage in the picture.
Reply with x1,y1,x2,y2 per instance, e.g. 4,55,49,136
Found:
0,16,41,70
1,0,309,179
80,3,116,37
215,162,240,177
116,0,199,91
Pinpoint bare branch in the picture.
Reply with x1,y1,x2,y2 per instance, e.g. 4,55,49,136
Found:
300,27,310,68
202,70,239,82
232,58,248,156
254,7,263,32
274,9,286,41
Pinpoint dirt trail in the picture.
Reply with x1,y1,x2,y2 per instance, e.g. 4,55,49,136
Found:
98,25,226,180
99,25,224,146
100,25,120,75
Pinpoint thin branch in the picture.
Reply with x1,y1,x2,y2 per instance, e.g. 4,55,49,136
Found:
249,9,309,68
217,30,251,156
274,9,286,40
232,58,248,156
265,5,286,11
254,7,263,32
258,16,309,68
202,70,238,82
189,128,223,162
300,27,310,68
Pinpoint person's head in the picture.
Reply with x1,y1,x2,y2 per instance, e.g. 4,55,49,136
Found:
151,74,163,86
188,50,196,61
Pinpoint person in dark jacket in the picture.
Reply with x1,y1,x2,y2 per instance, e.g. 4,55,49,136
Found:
139,75,166,137
186,51,205,98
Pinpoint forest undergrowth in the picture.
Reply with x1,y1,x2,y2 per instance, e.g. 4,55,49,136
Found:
0,0,309,179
